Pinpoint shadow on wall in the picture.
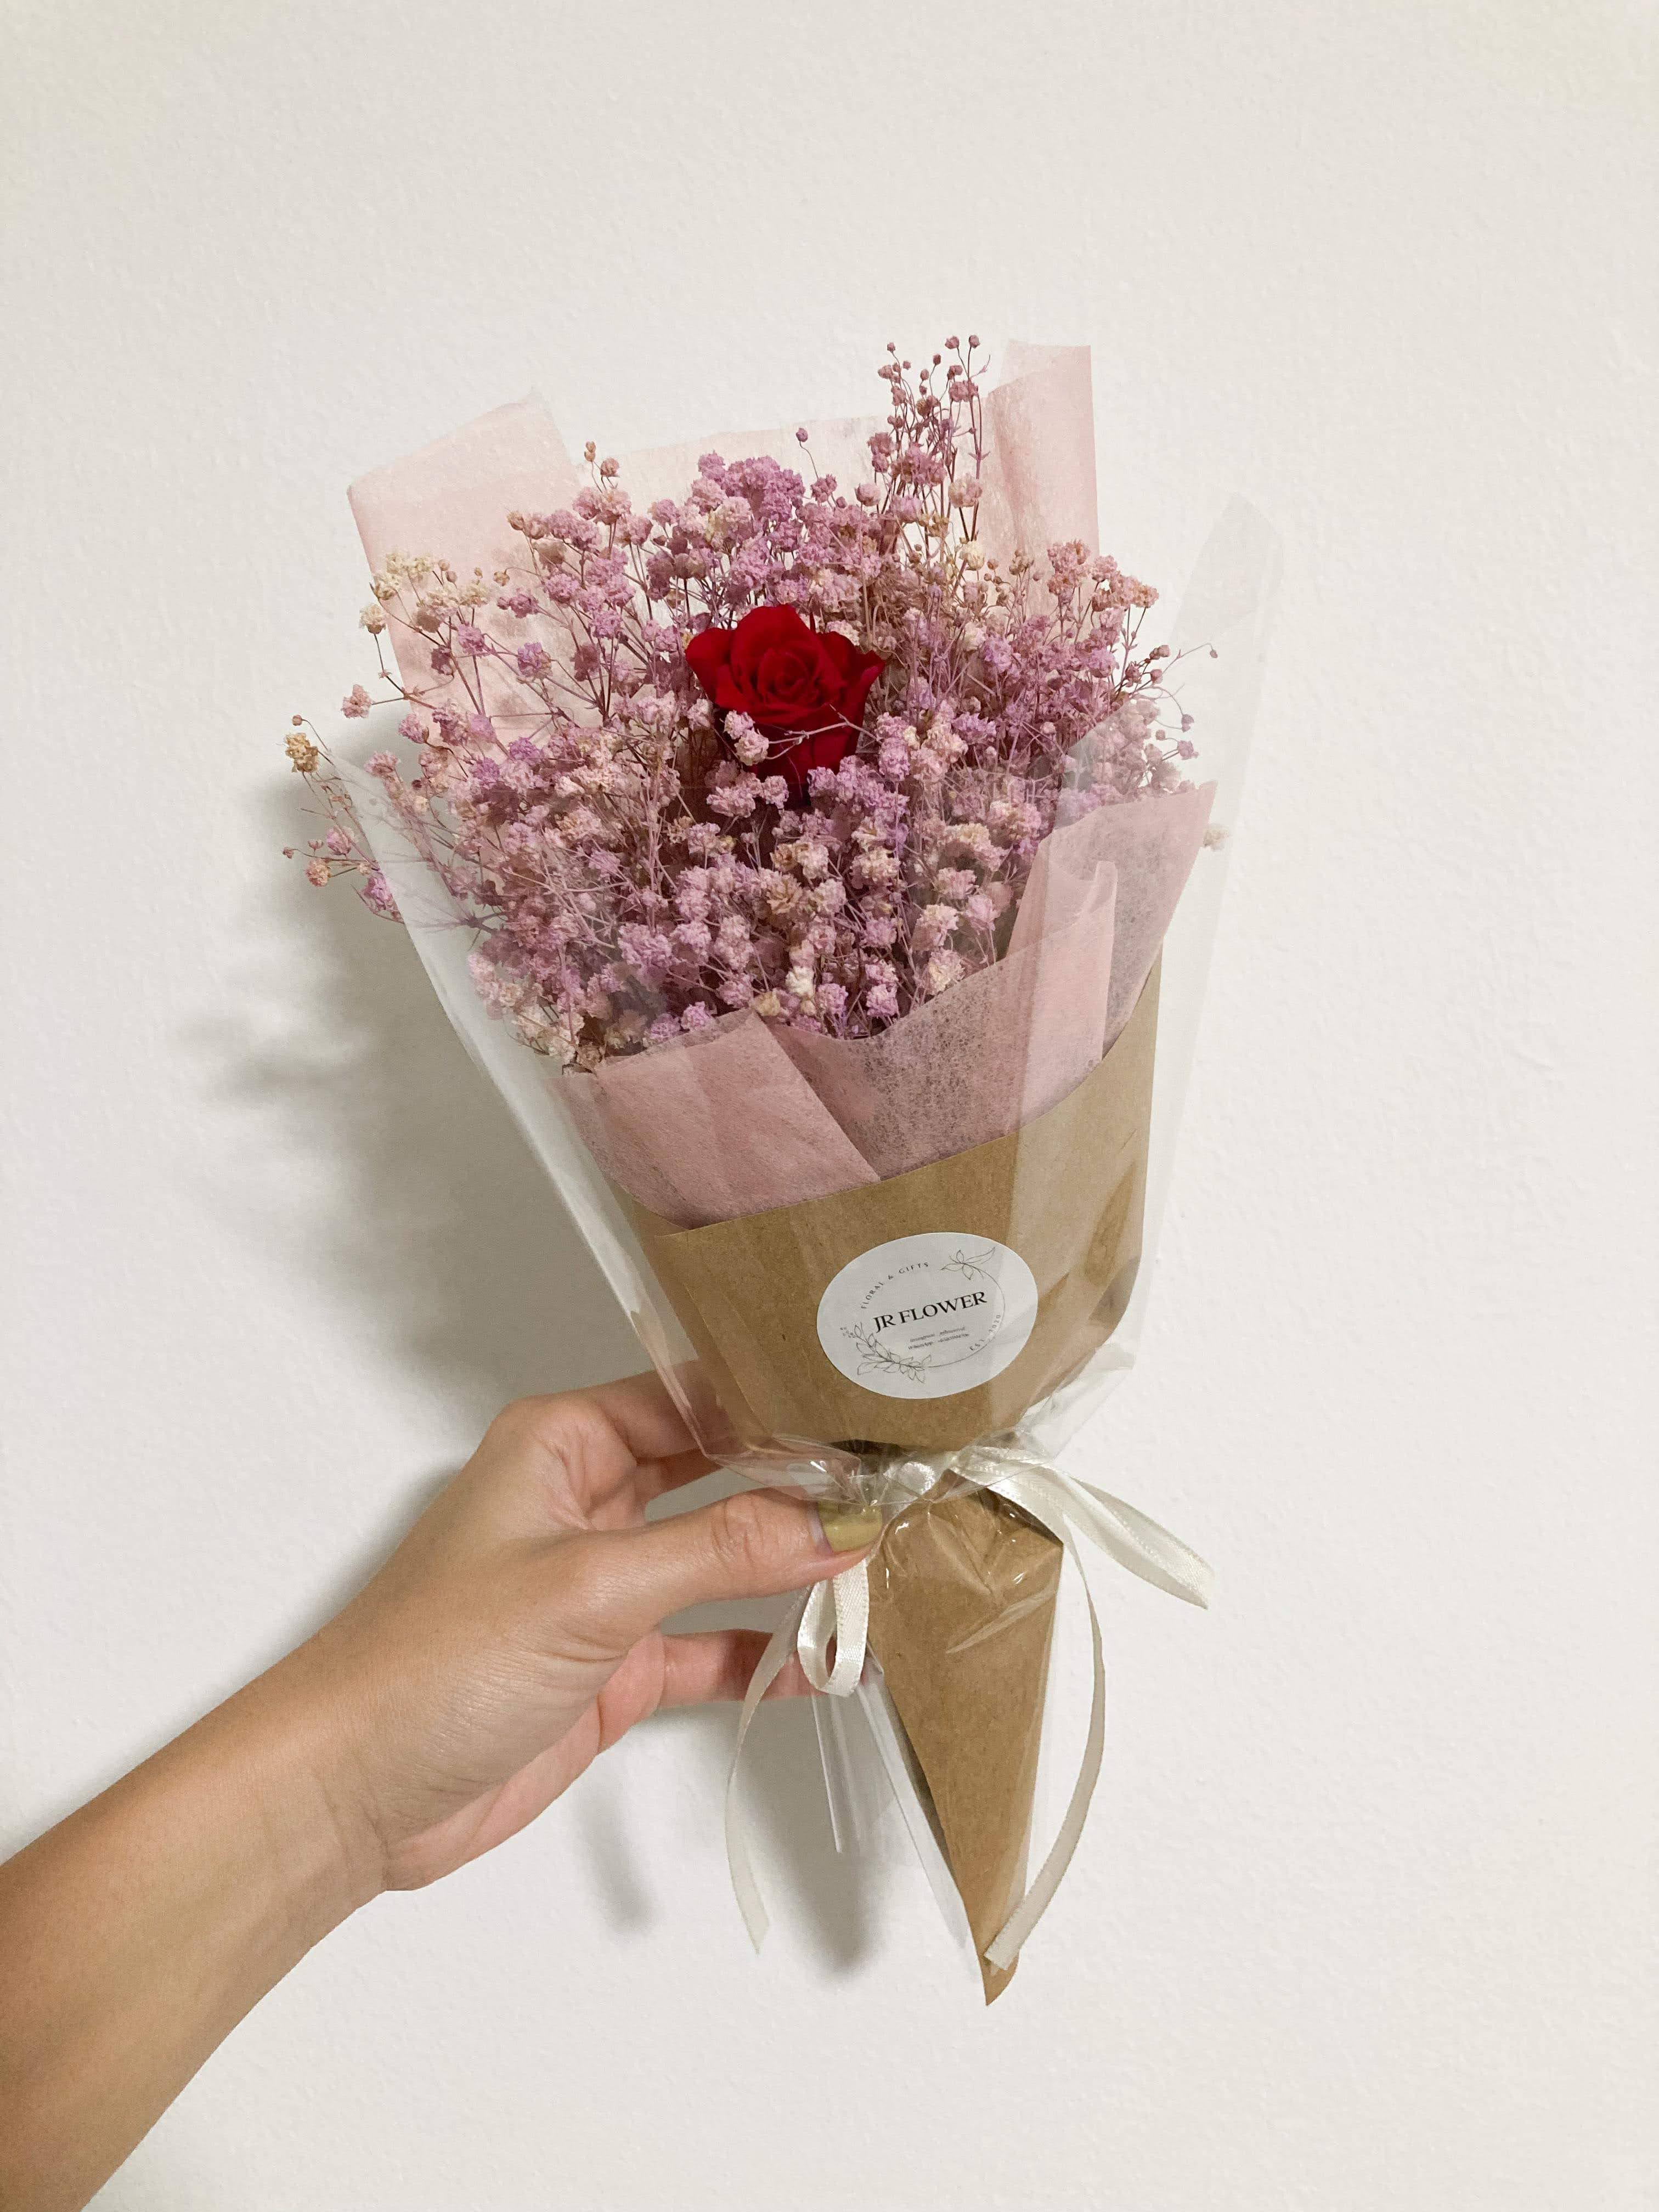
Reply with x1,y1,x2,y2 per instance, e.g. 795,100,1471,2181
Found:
653,1700,878,1973
571,1697,878,1975
206,778,644,1419
183,779,883,1974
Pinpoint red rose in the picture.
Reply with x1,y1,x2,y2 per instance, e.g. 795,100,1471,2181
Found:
685,605,885,796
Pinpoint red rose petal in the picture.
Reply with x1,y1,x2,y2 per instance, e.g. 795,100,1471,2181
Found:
686,604,887,789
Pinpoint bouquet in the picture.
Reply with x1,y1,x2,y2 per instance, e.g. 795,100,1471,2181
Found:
289,339,1277,2001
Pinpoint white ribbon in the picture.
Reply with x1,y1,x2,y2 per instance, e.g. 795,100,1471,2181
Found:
724,1444,1212,1973
796,1559,870,1697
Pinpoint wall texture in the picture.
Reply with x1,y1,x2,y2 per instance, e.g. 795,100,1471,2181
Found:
2,4,1655,2207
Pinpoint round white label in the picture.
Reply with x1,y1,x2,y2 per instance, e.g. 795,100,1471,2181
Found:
815,1232,1040,1401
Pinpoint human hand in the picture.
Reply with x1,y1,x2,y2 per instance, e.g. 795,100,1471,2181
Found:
0,1375,864,2212
281,1374,858,1896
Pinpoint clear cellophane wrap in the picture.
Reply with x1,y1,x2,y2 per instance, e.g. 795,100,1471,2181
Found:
340,346,1277,1998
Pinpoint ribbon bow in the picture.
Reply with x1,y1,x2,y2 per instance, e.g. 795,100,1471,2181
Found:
725,1444,1212,1976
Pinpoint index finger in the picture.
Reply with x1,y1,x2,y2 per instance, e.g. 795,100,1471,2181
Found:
582,1373,721,1506
583,1370,703,1468
631,1443,721,1505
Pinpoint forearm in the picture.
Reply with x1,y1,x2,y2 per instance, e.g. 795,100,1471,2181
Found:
0,1661,375,2212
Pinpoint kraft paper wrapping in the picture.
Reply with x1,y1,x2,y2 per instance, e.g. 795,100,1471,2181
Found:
610,966,1148,1994
618,962,1159,1453
866,1480,1063,2003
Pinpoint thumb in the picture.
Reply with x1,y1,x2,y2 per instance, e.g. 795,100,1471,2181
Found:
572,1489,870,1647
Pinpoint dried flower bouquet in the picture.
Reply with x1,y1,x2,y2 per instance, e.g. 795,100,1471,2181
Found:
289,340,1273,2001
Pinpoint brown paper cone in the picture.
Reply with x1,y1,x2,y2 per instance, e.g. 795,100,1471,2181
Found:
620,961,1160,1453
865,1480,1064,2003
597,974,1158,1999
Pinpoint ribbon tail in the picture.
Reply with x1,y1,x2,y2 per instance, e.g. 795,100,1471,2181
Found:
1068,1479,1214,1607
725,1591,810,1952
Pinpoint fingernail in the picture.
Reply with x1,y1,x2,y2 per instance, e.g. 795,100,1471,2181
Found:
816,1501,883,1555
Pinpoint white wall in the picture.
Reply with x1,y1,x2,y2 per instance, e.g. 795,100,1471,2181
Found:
3,5,1655,2207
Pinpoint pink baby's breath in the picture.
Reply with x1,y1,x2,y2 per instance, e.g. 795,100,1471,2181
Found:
290,338,1198,1064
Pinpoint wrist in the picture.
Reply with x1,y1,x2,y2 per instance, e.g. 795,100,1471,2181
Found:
204,1651,390,1931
